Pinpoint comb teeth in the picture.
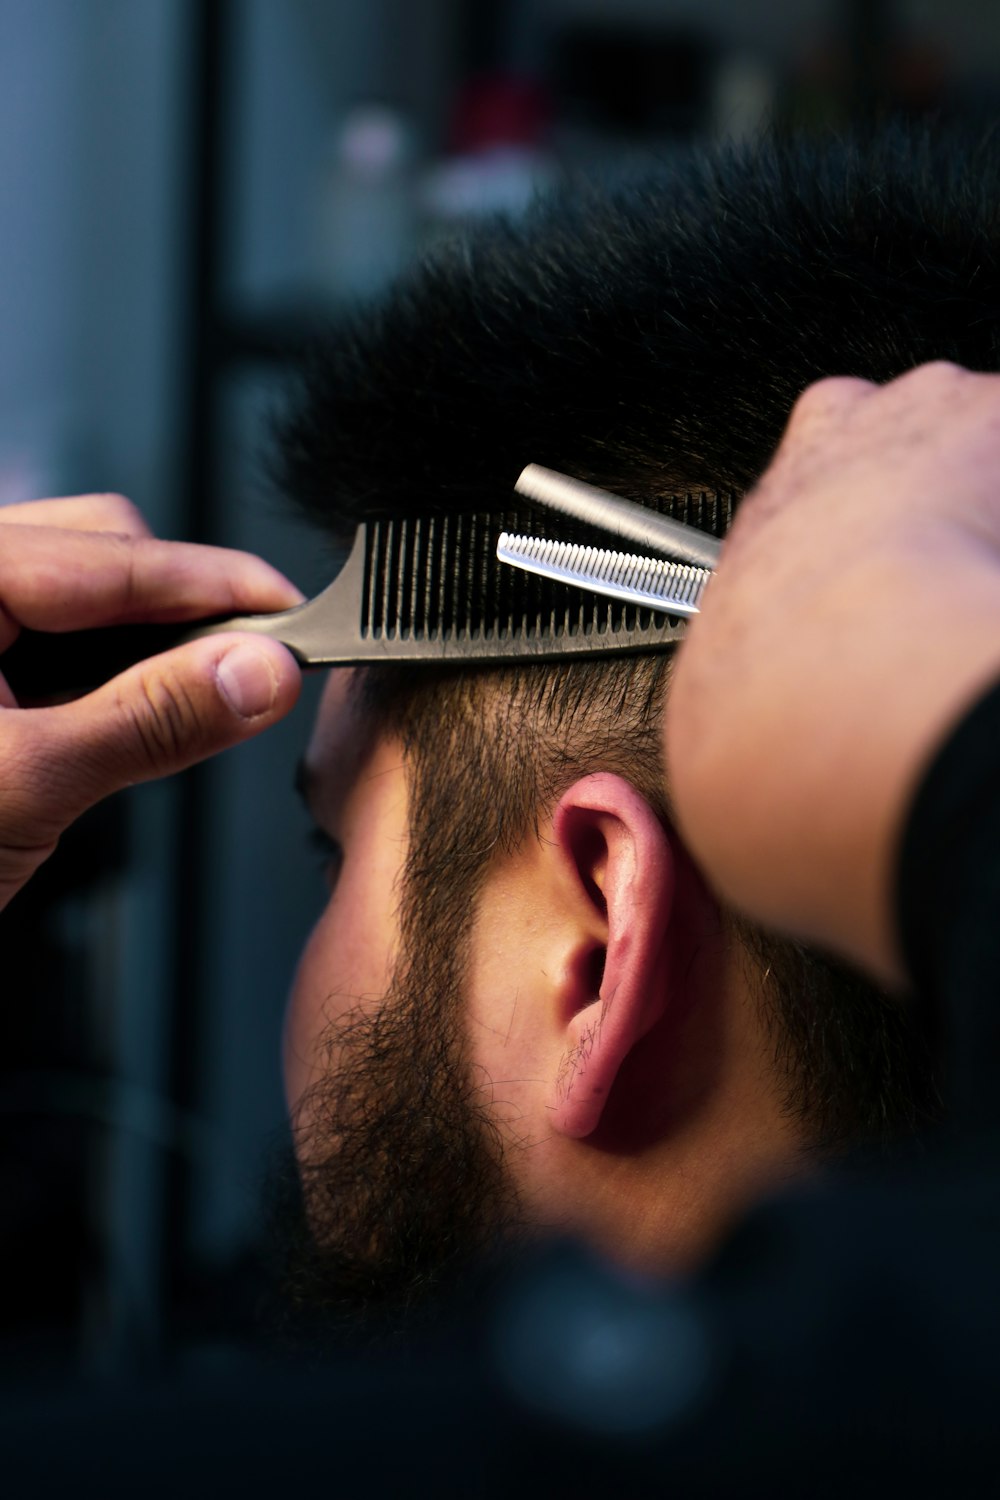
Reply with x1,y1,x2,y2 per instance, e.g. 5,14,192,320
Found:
358,491,734,646
363,513,498,637
497,534,710,615
360,514,673,642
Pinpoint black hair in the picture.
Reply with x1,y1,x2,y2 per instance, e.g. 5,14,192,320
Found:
276,122,1000,536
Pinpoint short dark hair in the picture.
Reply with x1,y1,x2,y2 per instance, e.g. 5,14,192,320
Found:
270,126,970,1323
278,124,1000,525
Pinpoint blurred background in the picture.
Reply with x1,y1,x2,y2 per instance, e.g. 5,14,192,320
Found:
1,0,999,1385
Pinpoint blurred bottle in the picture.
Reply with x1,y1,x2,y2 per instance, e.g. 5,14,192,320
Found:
711,54,776,144
313,104,419,306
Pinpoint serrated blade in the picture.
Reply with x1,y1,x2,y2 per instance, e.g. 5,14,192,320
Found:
496,532,711,616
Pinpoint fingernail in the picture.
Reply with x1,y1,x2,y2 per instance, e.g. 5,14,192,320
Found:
216,645,279,719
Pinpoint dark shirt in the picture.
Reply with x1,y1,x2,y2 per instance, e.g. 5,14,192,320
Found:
899,672,1000,1127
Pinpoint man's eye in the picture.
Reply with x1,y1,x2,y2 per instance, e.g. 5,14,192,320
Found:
307,826,344,889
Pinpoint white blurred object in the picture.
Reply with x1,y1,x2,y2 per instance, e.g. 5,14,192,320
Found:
0,449,52,506
421,145,555,223
711,55,776,143
0,408,92,506
313,104,418,305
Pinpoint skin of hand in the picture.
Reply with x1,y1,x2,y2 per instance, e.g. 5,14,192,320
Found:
664,361,1000,990
0,493,302,911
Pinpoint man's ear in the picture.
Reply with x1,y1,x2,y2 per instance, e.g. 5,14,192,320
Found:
548,773,676,1140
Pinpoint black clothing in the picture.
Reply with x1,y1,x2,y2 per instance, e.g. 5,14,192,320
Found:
899,673,1000,1127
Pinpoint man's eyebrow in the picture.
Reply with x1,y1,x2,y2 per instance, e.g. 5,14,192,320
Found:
293,755,318,814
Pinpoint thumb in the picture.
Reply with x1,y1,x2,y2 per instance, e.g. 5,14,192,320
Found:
33,633,302,820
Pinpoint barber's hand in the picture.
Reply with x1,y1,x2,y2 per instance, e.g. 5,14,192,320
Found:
665,362,1000,989
0,494,302,911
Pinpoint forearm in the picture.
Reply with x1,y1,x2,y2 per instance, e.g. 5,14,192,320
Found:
664,363,1000,989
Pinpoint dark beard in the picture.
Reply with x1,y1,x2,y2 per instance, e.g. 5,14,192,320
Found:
738,922,943,1158
260,932,942,1351
261,940,522,1349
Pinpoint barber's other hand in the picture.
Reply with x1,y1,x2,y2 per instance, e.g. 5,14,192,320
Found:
665,362,1000,989
0,494,302,911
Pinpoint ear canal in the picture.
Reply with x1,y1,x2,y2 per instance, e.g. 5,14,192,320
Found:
561,937,607,1017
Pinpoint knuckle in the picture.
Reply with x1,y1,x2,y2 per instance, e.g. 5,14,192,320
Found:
903,358,967,385
121,665,202,771
790,374,863,422
96,492,151,536
86,528,143,614
112,533,143,615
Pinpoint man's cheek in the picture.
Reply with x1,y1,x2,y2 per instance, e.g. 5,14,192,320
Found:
283,911,364,1116
283,922,329,1115
283,891,397,1116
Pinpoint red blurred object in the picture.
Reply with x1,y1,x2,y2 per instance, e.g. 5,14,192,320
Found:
448,74,551,154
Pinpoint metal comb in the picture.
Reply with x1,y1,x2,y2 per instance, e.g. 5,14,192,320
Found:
1,478,732,698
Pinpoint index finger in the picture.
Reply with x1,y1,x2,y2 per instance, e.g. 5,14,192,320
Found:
0,493,154,536
0,526,304,651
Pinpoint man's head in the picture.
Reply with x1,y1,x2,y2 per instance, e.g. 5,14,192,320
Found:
270,126,991,1331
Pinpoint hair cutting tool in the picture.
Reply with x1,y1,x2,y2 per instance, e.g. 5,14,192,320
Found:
497,464,718,617
513,464,723,571
2,469,730,698
495,533,710,616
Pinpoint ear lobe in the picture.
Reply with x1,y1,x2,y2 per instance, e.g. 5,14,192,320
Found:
549,774,676,1140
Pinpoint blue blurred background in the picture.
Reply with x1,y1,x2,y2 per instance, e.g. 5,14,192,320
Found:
1,0,998,1382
